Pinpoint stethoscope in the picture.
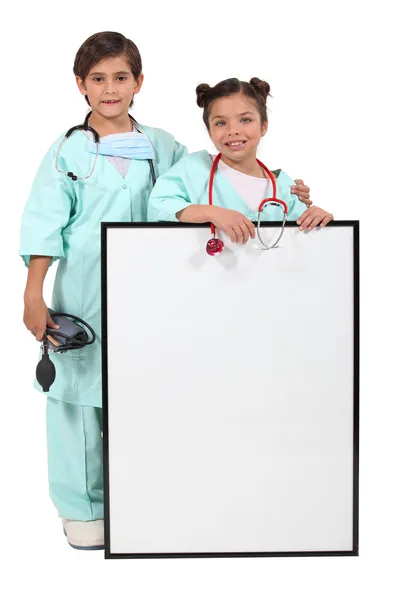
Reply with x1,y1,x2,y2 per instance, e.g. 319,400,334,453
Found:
55,112,157,186
206,153,288,256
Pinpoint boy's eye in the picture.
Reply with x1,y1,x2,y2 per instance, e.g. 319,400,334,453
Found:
117,76,127,81
92,77,103,83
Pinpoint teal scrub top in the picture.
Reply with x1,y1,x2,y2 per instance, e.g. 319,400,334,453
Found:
147,150,307,223
20,124,187,407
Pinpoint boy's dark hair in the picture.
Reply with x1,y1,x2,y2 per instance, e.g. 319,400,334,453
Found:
196,78,271,129
73,32,142,107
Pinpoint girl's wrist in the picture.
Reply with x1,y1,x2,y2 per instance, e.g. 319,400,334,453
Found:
205,205,219,221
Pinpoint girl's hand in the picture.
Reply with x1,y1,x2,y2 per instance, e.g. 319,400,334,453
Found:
297,207,334,231
23,295,59,342
291,179,312,207
211,207,255,244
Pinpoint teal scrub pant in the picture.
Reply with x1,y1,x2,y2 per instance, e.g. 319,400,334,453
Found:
46,397,104,521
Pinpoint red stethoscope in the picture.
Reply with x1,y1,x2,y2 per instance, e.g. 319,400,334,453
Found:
206,153,288,256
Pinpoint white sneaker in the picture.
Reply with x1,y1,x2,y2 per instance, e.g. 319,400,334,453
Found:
62,518,104,550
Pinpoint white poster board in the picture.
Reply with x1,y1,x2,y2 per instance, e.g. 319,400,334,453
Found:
102,222,359,559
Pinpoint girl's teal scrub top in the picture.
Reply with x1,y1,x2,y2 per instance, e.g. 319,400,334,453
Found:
20,125,187,407
147,150,307,223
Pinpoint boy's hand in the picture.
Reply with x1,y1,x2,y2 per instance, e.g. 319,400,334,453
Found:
291,179,312,207
23,295,59,342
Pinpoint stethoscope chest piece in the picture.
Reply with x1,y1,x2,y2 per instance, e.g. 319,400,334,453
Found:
206,237,224,256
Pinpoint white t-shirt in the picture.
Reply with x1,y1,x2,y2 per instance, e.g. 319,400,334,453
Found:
214,156,272,211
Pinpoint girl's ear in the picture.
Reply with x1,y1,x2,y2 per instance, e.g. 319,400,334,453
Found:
261,120,268,137
75,76,87,97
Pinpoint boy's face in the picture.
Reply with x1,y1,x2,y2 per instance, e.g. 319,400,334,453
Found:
76,55,143,118
208,92,268,163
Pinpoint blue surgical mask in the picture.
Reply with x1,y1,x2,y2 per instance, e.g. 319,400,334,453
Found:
87,130,155,160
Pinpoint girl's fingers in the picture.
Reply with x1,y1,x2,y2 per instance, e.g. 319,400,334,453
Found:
233,224,244,243
306,212,334,230
239,221,250,244
298,212,315,231
219,216,256,243
245,219,256,239
299,210,334,231
306,215,324,231
297,208,312,226
320,214,333,226
229,226,240,243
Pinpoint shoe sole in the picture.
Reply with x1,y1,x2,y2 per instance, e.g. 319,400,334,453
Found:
63,527,104,551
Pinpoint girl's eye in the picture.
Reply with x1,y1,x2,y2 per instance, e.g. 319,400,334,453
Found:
215,121,225,127
241,118,251,123
93,77,103,83
117,76,127,81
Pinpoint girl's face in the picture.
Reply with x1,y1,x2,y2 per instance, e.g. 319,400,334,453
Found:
76,55,143,118
208,92,268,162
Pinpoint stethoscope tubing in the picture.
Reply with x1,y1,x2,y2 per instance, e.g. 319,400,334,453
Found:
55,112,156,185
208,153,288,252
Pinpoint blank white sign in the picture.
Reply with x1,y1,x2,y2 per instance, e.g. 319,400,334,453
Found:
102,222,359,558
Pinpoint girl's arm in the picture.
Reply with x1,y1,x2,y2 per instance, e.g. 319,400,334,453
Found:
148,164,255,243
148,157,254,243
177,205,255,244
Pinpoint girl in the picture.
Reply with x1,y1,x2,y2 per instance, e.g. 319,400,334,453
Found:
147,78,332,239
20,36,312,551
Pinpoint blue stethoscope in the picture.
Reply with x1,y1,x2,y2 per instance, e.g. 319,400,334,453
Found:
206,153,288,255
55,112,157,185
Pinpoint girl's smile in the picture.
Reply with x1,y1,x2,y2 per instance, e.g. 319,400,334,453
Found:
224,139,248,150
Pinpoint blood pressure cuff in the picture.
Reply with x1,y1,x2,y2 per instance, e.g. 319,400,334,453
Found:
46,309,89,352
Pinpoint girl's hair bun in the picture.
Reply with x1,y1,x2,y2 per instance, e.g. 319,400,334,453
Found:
196,83,212,108
249,78,271,101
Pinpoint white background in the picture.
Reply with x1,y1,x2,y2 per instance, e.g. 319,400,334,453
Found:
1,0,399,597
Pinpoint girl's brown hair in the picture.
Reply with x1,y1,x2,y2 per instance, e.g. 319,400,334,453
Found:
196,78,271,129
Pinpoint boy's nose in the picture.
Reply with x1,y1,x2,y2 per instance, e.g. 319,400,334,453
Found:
105,82,117,94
